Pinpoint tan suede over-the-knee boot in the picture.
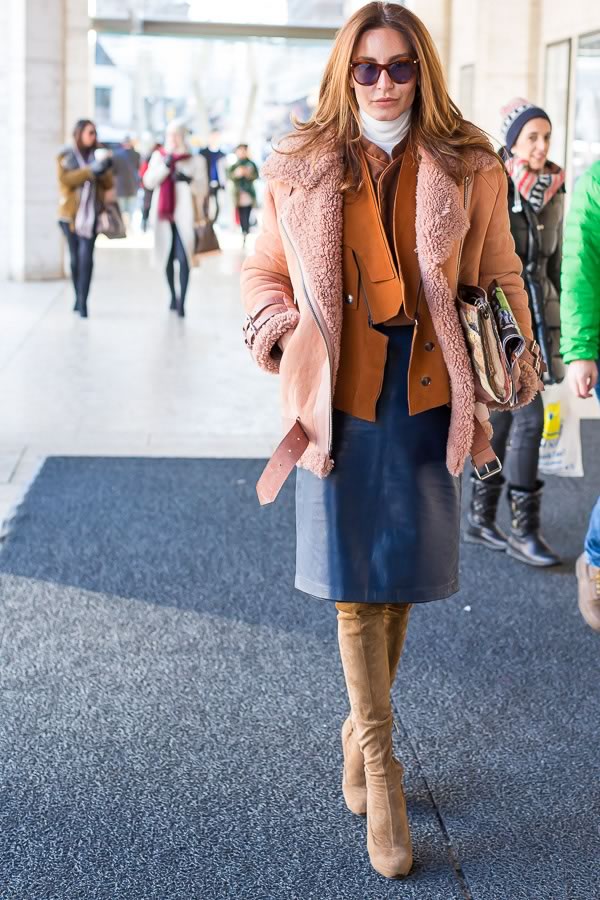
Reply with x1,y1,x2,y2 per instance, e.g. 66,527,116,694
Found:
341,604,411,816
337,603,412,879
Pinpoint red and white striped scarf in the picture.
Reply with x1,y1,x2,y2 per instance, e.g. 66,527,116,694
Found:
504,155,565,212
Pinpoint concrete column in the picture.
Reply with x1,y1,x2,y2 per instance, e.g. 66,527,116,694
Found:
0,3,11,280
0,0,90,282
65,0,93,140
471,0,541,144
404,0,451,69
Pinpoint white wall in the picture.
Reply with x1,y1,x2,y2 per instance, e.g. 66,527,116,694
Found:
0,0,65,281
540,0,600,44
0,0,90,282
0,2,10,281
65,0,93,140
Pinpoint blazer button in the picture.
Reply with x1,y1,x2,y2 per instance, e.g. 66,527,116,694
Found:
424,341,435,352
421,376,432,386
345,294,354,305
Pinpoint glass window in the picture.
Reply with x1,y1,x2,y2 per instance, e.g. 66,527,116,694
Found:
572,31,600,183
92,0,345,26
95,86,112,125
92,33,331,153
544,40,570,170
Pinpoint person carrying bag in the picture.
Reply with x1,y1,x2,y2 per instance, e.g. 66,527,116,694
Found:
240,4,537,880
466,98,565,567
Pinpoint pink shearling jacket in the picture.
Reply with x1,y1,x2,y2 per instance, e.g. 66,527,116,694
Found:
241,138,537,484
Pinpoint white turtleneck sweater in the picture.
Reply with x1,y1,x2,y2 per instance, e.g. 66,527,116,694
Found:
359,107,411,155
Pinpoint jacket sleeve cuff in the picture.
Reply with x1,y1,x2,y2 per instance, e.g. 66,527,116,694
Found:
250,307,300,374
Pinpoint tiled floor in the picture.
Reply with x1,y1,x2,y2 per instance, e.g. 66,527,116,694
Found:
0,228,281,525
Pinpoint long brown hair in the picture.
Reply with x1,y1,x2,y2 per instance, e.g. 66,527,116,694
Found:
73,119,98,156
286,2,496,189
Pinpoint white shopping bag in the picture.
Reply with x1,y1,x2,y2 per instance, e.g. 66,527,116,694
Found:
539,381,584,478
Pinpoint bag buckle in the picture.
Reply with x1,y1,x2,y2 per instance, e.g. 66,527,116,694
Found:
472,456,503,481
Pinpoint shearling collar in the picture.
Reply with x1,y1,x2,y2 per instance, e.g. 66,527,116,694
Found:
261,135,342,189
262,133,497,189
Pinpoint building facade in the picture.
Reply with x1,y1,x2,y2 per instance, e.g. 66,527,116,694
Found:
1,0,598,280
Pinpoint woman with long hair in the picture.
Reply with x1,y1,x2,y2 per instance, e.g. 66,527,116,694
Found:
143,119,208,317
57,118,113,318
241,2,538,878
467,99,565,567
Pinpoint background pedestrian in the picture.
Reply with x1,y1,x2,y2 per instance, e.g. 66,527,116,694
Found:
57,118,113,318
227,144,258,246
561,159,600,630
112,136,141,229
143,119,208,317
467,98,565,567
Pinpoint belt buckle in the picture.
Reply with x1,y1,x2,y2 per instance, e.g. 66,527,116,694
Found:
473,456,503,481
243,314,258,349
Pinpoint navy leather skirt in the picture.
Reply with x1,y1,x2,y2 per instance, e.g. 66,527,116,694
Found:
295,325,461,604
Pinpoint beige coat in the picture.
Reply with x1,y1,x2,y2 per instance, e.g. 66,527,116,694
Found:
143,151,208,268
241,138,537,480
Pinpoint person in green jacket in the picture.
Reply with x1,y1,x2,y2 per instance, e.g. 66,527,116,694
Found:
560,159,600,632
227,143,259,246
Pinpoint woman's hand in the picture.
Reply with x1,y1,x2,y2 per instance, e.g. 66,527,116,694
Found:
90,157,112,176
567,360,599,399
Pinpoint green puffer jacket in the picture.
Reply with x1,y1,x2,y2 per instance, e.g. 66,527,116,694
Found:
560,160,600,363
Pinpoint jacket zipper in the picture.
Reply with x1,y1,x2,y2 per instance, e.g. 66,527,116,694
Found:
456,175,471,284
280,216,334,454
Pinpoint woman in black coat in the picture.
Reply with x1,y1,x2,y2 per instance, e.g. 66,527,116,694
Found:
467,98,564,567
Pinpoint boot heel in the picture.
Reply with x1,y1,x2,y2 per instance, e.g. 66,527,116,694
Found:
366,760,413,878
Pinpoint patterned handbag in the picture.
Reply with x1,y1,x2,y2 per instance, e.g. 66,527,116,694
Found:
457,281,528,407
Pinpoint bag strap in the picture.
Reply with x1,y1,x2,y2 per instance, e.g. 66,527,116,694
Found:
521,339,546,384
470,413,502,481
256,420,309,505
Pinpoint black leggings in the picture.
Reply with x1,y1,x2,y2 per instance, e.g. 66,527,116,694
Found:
59,221,96,311
489,392,545,490
238,205,252,235
166,223,190,309
208,185,221,223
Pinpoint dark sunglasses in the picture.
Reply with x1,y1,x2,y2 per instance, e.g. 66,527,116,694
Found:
350,58,419,86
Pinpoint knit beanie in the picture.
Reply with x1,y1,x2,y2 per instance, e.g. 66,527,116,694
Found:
500,97,551,152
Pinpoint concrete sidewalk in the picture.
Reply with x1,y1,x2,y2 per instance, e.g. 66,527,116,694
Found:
0,232,280,526
0,235,597,530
